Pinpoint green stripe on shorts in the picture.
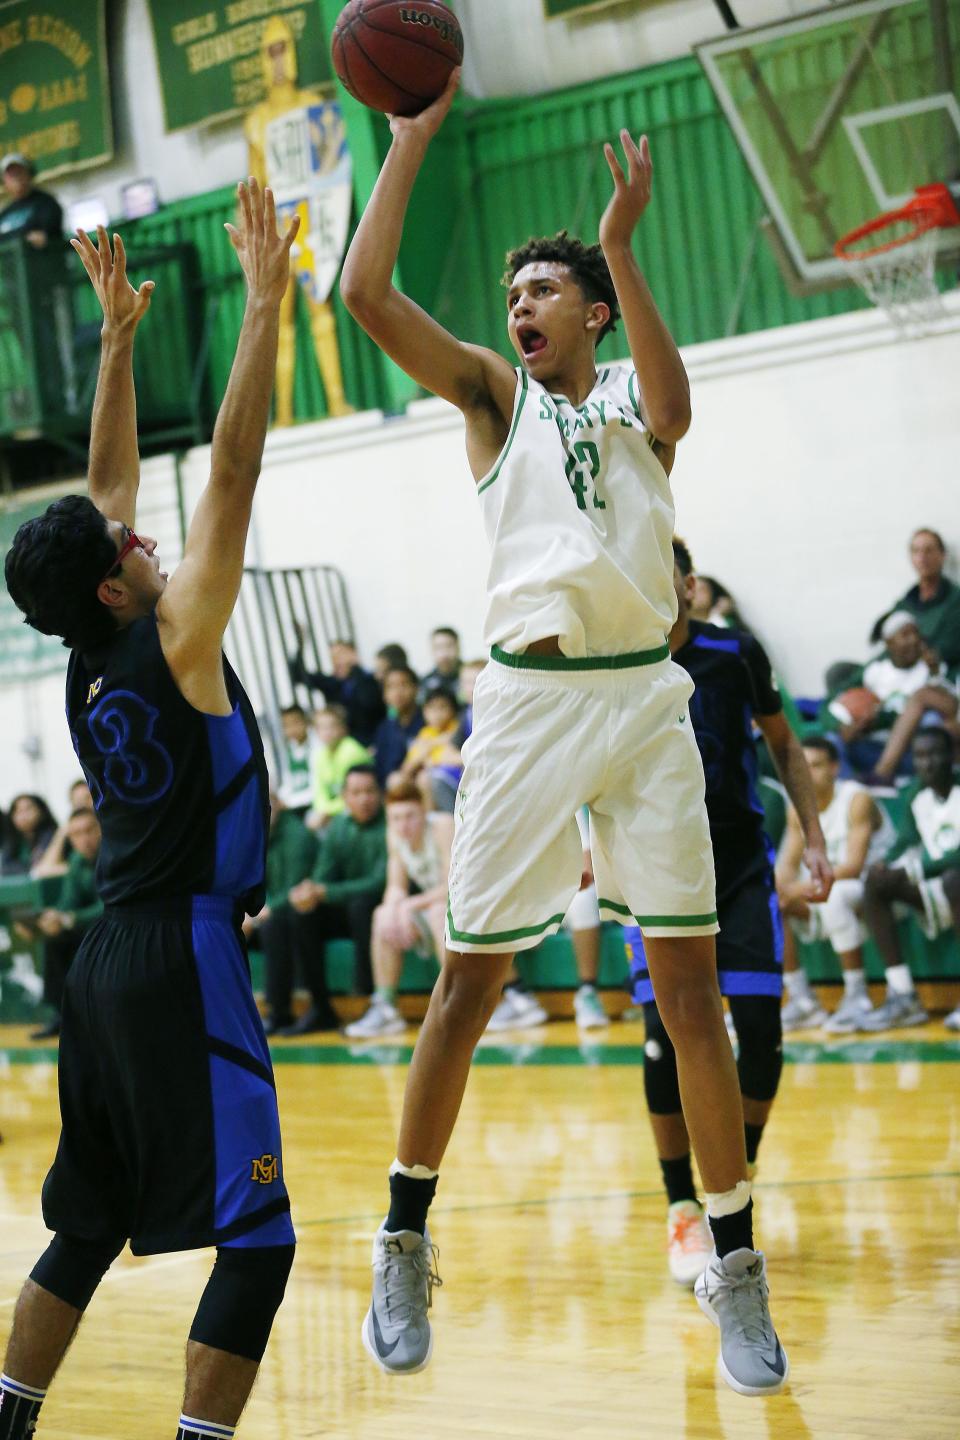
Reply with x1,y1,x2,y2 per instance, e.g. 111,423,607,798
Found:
634,912,719,928
446,904,566,946
490,643,669,672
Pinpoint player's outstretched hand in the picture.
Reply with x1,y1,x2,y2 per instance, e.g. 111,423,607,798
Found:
599,130,653,250
388,68,461,146
802,844,834,904
224,178,300,308
71,227,154,336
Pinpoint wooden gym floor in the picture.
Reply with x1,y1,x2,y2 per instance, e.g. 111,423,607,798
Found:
1,1021,958,1439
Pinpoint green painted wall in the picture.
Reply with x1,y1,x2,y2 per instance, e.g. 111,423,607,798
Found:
117,54,869,430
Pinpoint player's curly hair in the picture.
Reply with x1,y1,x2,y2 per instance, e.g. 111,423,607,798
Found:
672,536,695,577
502,231,620,341
4,494,119,653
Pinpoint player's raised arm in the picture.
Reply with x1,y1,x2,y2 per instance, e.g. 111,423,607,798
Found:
598,132,691,444
156,179,298,710
339,70,515,420
72,226,155,527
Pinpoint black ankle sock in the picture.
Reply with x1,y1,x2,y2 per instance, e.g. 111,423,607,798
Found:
386,1171,438,1236
0,1375,46,1440
660,1153,697,1207
708,1198,754,1259
744,1123,765,1165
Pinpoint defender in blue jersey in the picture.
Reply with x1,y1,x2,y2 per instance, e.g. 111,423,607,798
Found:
2,187,299,1440
625,539,832,1288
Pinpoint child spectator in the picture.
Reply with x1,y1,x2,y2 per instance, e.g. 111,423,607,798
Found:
401,682,461,805
243,794,329,1035
288,766,388,1021
345,778,453,1040
859,727,960,1030
0,793,57,876
31,807,102,1040
277,703,319,816
309,704,373,828
690,575,748,631
776,737,895,1032
828,612,958,782
372,665,423,787
430,658,486,813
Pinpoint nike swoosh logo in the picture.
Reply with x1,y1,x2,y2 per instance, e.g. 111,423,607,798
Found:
760,1344,786,1377
370,1301,400,1357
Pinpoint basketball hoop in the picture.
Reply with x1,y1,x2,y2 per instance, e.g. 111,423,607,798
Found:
835,183,960,334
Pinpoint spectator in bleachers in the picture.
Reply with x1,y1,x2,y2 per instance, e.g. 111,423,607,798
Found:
243,794,331,1035
345,778,453,1040
0,153,63,248
776,737,895,1032
372,665,423,788
30,807,102,1040
429,657,485,813
34,778,96,878
0,793,57,876
276,703,318,817
373,642,410,685
289,631,385,744
400,682,461,804
859,727,960,1030
883,528,960,670
828,612,958,782
690,575,748,631
309,704,372,828
288,765,387,1026
421,625,461,694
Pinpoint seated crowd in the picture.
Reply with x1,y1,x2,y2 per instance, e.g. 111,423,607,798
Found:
3,528,960,1042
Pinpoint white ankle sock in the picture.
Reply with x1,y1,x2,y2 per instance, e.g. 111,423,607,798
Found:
177,1416,235,1439
886,964,913,995
784,969,811,999
843,968,866,996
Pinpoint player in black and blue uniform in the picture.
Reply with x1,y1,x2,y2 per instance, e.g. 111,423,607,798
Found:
625,539,831,1287
2,188,300,1440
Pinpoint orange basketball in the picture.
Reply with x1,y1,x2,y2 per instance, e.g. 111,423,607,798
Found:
830,687,881,726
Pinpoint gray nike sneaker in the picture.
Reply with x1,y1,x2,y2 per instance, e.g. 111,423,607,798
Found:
694,1248,789,1396
858,989,929,1031
823,990,872,1034
780,993,828,1032
361,1223,442,1375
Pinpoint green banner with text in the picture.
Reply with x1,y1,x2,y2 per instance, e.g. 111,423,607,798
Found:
0,0,111,178
148,1,334,133
543,0,638,16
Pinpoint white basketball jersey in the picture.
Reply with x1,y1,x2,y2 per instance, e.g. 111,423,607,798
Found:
819,779,894,868
477,365,677,657
911,784,960,862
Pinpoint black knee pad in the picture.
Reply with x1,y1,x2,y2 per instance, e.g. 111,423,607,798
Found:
189,1244,295,1362
729,995,783,1102
30,1232,125,1312
642,1002,682,1115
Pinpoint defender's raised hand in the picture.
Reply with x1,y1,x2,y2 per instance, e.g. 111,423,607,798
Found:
225,178,299,307
71,227,154,336
599,130,654,250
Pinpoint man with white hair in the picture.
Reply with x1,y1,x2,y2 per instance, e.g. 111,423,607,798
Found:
829,611,958,783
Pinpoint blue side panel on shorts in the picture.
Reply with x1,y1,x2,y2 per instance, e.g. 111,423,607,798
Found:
204,709,266,898
716,970,784,996
624,925,655,1004
191,898,294,1248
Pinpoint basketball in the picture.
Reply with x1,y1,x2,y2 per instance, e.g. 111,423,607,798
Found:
331,0,464,117
829,686,881,727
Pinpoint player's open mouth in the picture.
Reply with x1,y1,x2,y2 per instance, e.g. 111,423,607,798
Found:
518,327,548,357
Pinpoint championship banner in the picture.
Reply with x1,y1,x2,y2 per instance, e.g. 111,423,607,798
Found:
543,0,641,16
148,1,334,133
0,0,111,177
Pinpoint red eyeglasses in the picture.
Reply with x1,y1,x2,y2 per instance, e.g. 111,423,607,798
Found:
99,528,143,586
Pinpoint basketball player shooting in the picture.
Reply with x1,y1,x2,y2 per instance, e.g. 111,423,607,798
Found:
2,184,299,1440
341,71,818,1395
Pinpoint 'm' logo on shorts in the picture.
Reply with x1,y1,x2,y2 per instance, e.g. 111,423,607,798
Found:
250,1153,279,1184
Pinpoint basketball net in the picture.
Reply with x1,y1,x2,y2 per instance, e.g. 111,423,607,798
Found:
835,183,960,336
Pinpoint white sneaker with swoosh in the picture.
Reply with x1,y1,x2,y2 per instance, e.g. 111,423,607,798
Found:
694,1248,789,1395
362,1223,441,1375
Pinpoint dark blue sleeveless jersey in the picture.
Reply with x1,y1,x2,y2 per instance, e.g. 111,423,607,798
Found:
673,620,782,896
66,613,269,913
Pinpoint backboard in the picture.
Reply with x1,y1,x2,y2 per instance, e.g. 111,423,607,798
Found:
696,0,960,287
